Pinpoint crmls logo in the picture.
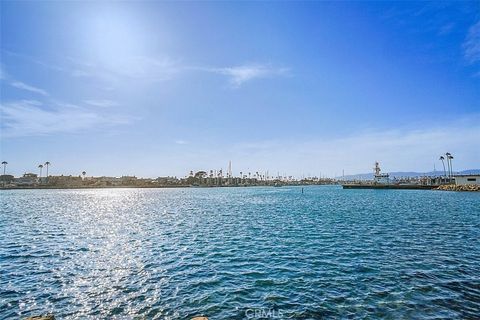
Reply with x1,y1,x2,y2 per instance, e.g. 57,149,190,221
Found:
245,308,285,319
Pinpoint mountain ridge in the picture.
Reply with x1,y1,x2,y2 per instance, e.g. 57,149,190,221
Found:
337,169,480,180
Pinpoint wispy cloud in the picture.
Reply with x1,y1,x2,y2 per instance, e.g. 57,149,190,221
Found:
67,55,181,83
463,20,480,63
4,49,290,89
225,116,480,176
1,100,130,137
2,49,66,73
0,65,49,96
70,60,289,88
84,99,119,108
205,64,289,87
438,22,455,36
175,139,188,145
9,81,49,96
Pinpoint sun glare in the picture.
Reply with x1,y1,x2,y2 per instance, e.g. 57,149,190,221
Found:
79,7,150,71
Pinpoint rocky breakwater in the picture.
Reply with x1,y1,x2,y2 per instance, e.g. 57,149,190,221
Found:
24,316,55,320
436,184,480,192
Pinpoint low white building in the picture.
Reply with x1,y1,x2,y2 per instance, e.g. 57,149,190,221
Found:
454,175,480,186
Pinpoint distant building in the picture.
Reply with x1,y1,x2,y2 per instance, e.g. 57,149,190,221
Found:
0,174,14,184
373,162,390,184
95,176,121,186
454,175,480,186
156,176,179,185
14,173,38,186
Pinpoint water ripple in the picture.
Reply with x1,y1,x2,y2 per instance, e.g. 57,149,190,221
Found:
1,186,479,319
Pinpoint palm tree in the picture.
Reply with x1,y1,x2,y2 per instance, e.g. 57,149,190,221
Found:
447,153,454,178
44,161,50,183
445,152,452,178
439,156,446,178
1,161,7,187
38,164,43,183
1,161,7,176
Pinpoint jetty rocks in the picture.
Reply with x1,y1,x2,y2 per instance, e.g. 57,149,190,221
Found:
436,185,480,192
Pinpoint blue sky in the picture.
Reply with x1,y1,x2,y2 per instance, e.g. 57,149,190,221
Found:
1,1,479,178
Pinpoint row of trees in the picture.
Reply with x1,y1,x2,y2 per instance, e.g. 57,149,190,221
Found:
1,161,52,178
439,152,454,178
37,162,51,179
189,169,285,181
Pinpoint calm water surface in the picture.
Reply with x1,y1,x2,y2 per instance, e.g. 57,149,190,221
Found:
1,186,479,319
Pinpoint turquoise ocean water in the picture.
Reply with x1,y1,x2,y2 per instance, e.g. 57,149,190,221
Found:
1,186,479,319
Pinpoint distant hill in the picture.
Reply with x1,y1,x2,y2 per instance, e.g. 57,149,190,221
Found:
338,169,480,180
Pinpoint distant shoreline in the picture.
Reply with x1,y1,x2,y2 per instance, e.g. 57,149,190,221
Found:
0,184,327,190
1,184,478,191
1,185,189,190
